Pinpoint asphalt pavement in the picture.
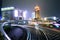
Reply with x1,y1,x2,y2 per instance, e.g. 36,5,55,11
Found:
38,25,60,40
27,27,47,40
0,23,60,40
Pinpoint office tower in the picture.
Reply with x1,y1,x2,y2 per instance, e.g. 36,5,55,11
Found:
1,7,15,20
34,5,41,20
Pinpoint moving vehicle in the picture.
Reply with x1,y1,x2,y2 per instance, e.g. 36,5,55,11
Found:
0,22,47,40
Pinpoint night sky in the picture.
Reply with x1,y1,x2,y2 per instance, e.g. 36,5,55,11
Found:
2,0,60,19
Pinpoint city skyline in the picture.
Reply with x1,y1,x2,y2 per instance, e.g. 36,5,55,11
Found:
1,0,60,19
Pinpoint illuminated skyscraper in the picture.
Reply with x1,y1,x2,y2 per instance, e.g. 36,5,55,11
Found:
14,9,27,20
34,5,41,20
1,7,15,20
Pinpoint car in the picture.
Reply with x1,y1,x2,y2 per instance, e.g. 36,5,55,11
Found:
18,20,28,25
0,22,47,40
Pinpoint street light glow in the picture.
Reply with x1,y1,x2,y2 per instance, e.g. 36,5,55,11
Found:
53,17,56,20
44,18,47,21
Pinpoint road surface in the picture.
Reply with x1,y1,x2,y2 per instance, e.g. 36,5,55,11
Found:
0,23,60,40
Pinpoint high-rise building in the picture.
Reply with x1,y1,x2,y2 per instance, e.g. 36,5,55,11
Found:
1,7,15,20
34,5,41,20
1,7,28,21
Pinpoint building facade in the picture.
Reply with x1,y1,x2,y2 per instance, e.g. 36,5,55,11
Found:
34,5,41,20
1,7,15,20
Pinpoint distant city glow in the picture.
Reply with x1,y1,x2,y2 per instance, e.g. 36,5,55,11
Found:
44,18,47,21
14,9,18,17
44,17,57,21
53,17,56,20
1,7,15,11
